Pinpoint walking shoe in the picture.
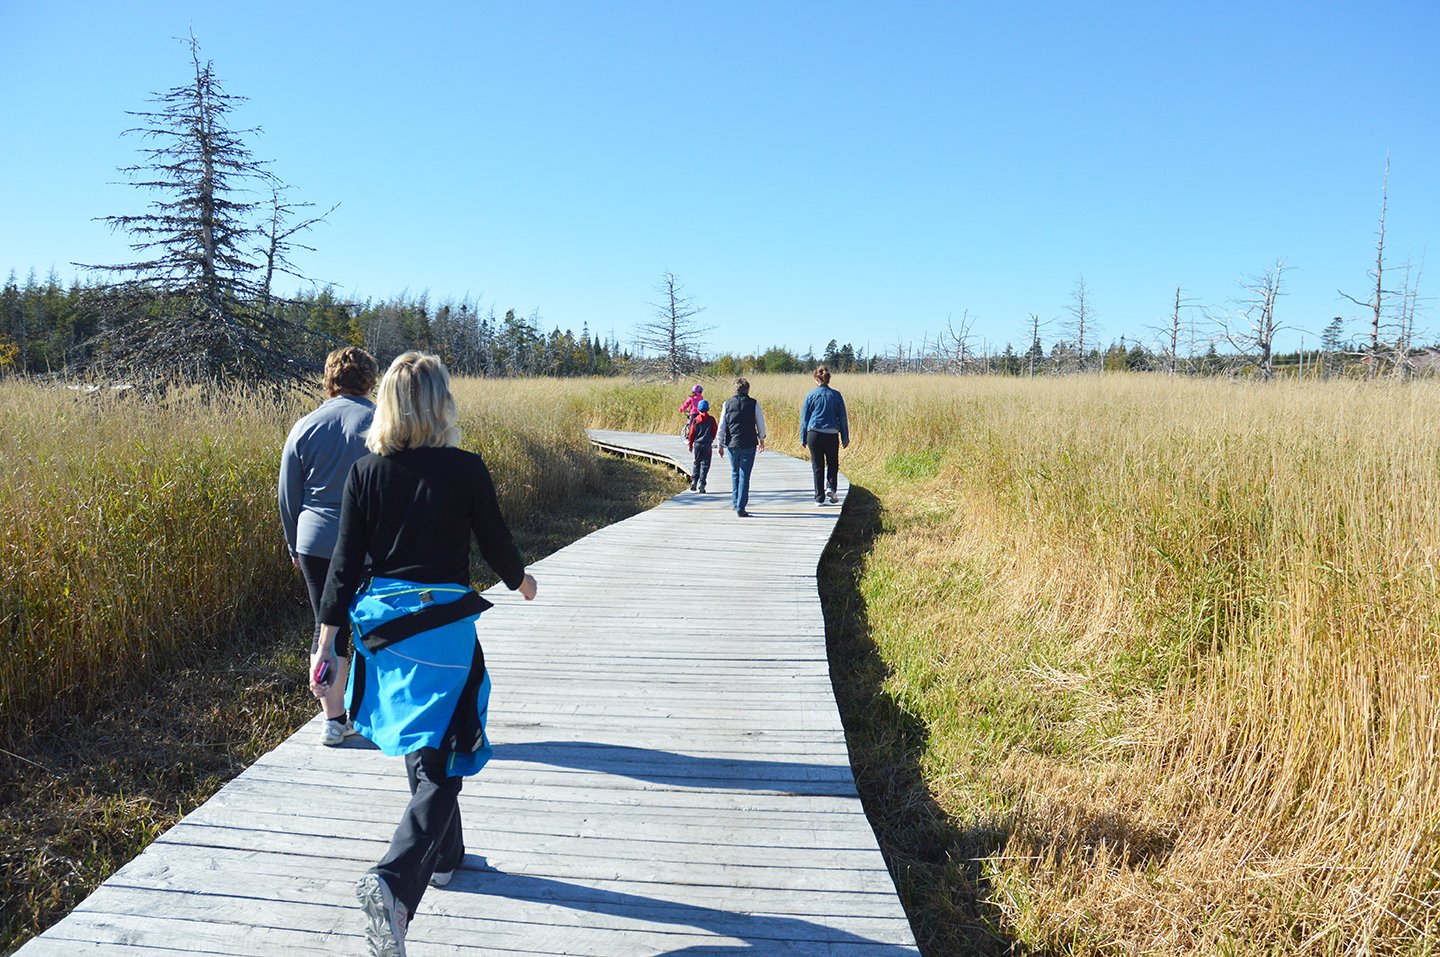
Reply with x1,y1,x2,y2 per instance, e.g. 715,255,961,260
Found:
430,868,454,887
319,716,355,747
356,873,408,957
815,499,826,506
689,481,697,491
737,509,750,518
698,484,706,493
826,489,838,504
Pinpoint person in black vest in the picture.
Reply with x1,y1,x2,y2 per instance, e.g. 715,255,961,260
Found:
716,377,767,517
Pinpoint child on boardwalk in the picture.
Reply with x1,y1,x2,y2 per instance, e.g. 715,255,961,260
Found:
687,398,716,492
679,384,704,435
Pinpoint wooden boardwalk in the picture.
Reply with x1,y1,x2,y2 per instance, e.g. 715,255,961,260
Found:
19,430,918,956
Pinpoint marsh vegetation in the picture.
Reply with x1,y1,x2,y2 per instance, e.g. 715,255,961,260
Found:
3,373,1436,955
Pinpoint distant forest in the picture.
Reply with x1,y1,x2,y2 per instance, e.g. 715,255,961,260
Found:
2,268,1429,383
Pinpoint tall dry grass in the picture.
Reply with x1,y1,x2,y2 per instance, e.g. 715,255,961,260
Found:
816,374,1439,954
0,377,605,746
583,372,1440,953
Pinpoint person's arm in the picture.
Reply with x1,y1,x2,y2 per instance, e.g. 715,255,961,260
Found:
468,454,532,593
838,393,850,448
310,621,341,697
318,463,370,627
716,401,729,456
755,403,767,452
799,393,812,447
311,465,370,696
277,428,304,563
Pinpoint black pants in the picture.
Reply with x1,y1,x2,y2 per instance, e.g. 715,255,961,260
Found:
691,445,712,488
373,746,465,917
806,430,840,501
297,552,352,657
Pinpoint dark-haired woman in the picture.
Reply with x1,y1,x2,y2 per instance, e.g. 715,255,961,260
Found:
799,365,849,505
279,346,379,745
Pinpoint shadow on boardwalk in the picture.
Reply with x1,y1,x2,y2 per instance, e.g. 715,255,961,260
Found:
460,861,919,955
820,486,1042,957
495,741,856,796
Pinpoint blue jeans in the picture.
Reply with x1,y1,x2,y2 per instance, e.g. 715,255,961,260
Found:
728,446,757,512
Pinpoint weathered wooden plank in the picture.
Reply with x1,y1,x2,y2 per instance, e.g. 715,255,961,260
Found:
19,431,916,956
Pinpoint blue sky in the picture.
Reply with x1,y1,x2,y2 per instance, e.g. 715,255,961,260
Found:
3,1,1437,356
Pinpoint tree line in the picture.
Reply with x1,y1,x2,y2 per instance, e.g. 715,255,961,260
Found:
0,272,632,379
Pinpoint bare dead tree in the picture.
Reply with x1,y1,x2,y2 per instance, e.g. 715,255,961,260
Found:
1217,260,1286,381
1145,287,1199,375
1340,156,1392,373
1389,256,1426,378
1065,276,1097,372
941,311,977,373
1024,312,1052,377
260,186,339,310
72,33,329,390
634,271,709,381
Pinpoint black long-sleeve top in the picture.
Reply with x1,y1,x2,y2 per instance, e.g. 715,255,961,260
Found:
319,446,526,626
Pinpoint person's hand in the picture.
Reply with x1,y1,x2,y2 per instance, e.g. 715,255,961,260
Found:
518,574,538,601
309,648,337,699
291,555,300,570
758,439,767,453
718,447,725,458
842,440,849,449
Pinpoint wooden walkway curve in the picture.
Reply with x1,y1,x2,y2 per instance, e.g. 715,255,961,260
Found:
19,430,918,956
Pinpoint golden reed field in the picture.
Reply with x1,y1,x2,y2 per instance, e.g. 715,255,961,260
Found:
3,373,1437,955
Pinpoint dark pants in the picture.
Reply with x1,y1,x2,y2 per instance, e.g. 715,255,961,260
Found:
806,430,840,501
297,552,352,657
373,746,465,917
691,445,712,488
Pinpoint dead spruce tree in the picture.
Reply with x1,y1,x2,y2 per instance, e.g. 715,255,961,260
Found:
1340,156,1392,373
75,34,328,389
635,271,709,381
1219,260,1286,380
1065,275,1097,372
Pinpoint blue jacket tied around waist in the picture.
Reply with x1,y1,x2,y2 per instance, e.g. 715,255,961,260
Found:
346,576,494,777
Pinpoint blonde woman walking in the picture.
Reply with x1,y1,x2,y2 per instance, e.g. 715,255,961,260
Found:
311,352,537,956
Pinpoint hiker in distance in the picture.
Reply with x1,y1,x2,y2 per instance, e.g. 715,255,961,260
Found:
277,346,379,746
310,351,538,957
686,398,717,492
799,364,849,506
717,376,766,517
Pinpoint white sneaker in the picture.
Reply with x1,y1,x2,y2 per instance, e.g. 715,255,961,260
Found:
826,489,838,504
319,717,355,747
356,873,408,957
430,869,454,887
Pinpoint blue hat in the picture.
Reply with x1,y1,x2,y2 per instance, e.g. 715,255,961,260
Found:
697,399,709,412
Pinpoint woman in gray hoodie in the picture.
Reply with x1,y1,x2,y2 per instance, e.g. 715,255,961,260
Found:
278,346,378,746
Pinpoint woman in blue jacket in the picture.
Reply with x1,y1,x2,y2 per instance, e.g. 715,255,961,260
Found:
799,365,849,505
